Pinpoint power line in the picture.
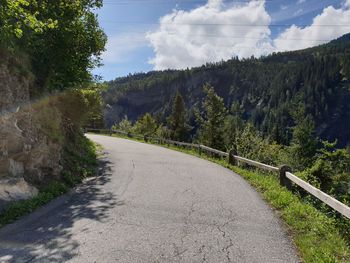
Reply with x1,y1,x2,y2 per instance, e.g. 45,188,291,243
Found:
100,20,350,27
103,0,278,4
108,43,272,48
107,38,329,49
106,31,335,42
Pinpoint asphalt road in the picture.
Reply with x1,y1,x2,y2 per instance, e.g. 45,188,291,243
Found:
0,134,300,263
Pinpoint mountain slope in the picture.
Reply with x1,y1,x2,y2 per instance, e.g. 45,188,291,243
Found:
103,33,350,147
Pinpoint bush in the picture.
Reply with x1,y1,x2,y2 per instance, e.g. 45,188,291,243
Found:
300,141,350,205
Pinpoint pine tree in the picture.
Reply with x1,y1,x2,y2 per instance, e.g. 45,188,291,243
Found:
291,114,318,170
196,84,227,150
223,101,244,150
167,91,190,141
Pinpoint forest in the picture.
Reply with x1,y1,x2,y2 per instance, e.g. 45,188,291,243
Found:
104,33,350,148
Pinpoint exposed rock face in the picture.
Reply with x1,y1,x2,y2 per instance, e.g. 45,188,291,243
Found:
0,56,62,208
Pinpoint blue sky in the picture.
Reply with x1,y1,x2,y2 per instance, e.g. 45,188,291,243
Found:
93,0,349,80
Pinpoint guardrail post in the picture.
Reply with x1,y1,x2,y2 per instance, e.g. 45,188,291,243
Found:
279,165,292,190
198,145,202,155
228,149,237,166
144,135,149,142
109,129,113,136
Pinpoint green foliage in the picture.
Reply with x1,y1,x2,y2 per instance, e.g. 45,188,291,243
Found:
0,0,58,40
133,113,158,136
234,123,289,166
196,84,227,150
113,116,133,134
80,84,106,129
62,135,98,179
300,140,350,205
291,114,318,170
167,91,191,141
223,102,244,150
156,124,171,139
0,0,106,91
53,85,105,133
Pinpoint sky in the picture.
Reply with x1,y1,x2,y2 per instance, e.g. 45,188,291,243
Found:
93,0,350,80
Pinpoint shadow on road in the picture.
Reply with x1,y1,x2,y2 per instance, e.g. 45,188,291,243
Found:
0,153,119,262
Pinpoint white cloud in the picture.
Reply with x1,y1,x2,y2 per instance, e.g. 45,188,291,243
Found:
145,0,350,70
146,0,273,70
297,0,306,4
102,33,147,63
274,2,350,52
345,0,350,7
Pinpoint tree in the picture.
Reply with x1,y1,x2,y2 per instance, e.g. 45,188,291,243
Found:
114,116,133,134
156,124,171,139
301,140,350,205
0,0,107,92
196,84,227,150
223,101,244,150
134,113,157,136
167,91,190,141
0,0,57,41
290,114,318,170
80,84,106,129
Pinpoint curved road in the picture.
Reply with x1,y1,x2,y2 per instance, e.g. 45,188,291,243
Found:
0,134,299,263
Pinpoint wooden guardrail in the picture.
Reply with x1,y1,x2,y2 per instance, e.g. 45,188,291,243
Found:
200,145,228,157
231,154,280,173
286,172,350,219
85,128,350,220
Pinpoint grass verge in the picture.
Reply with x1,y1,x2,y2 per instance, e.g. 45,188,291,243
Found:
106,133,350,263
0,136,99,228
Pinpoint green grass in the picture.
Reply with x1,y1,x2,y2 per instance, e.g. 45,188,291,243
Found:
105,133,350,263
0,136,99,228
232,167,350,263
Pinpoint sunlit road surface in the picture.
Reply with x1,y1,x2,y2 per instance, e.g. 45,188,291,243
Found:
0,134,299,263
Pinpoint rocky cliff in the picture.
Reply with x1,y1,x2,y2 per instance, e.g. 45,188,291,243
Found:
0,53,62,209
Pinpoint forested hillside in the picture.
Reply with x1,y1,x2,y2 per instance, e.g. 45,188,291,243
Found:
104,33,350,147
